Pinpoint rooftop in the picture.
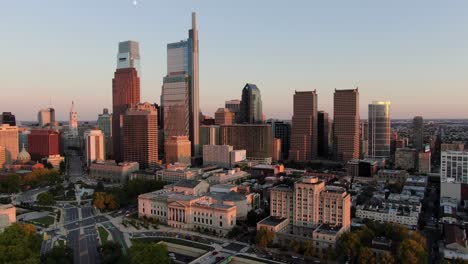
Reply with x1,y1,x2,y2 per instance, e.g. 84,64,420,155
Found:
257,216,288,227
174,179,204,188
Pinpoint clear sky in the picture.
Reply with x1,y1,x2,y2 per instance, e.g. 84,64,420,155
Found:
1,0,467,121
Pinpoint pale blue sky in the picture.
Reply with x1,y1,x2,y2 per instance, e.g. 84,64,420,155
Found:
1,0,467,121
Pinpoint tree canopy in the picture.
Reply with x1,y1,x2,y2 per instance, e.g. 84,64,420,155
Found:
41,245,73,264
0,223,42,264
129,242,170,264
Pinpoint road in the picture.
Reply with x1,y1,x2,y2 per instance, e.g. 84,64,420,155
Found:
102,222,128,255
15,187,50,204
68,152,84,183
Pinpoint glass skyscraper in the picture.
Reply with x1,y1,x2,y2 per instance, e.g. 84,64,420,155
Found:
368,101,391,159
240,83,263,124
161,12,199,157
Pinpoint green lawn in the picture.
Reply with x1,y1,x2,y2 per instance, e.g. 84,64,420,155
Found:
98,226,109,242
31,215,55,227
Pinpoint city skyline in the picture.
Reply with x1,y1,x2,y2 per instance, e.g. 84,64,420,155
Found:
1,1,468,120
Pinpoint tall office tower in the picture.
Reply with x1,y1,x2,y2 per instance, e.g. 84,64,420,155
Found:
225,99,241,123
112,41,141,162
368,101,391,159
18,130,30,151
333,88,360,162
97,108,113,158
289,91,318,161
267,120,291,161
84,129,105,167
214,108,235,125
200,125,220,147
161,12,199,157
37,108,55,127
441,151,468,201
0,125,19,165
69,101,78,132
412,116,424,151
165,136,192,165
219,124,273,163
317,111,330,158
360,121,369,159
122,103,158,169
28,129,60,161
0,112,16,126
240,83,263,124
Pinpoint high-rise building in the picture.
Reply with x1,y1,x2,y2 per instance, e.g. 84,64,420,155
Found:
69,101,78,132
317,111,330,158
412,116,424,152
215,108,235,125
203,145,246,168
272,138,281,162
200,125,219,147
267,120,291,161
333,88,360,162
219,124,272,162
225,99,241,123
441,151,468,201
0,112,16,126
37,108,55,127
360,121,369,159
368,101,391,159
240,83,263,124
84,129,105,167
122,103,158,169
289,91,318,161
165,136,192,165
161,13,199,156
418,151,431,174
18,130,30,151
28,129,59,161
97,108,113,158
112,40,141,163
0,125,18,165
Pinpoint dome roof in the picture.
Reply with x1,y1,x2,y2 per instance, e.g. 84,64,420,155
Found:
17,145,31,163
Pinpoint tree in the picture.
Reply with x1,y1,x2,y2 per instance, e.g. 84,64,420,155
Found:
129,242,170,264
378,251,396,264
93,192,119,211
358,247,376,264
0,223,42,264
397,239,427,264
255,228,275,248
227,226,243,239
96,181,105,192
336,231,362,262
99,241,127,264
59,161,66,174
5,174,21,193
41,245,73,264
37,192,55,206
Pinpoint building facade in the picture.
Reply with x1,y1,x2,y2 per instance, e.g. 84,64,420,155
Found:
97,108,113,158
289,91,318,161
0,125,18,165
202,145,246,168
90,161,139,182
37,108,55,127
412,116,424,151
267,120,291,161
214,108,235,125
219,124,272,161
165,136,192,165
122,102,158,169
333,88,360,162
28,129,60,161
84,129,105,167
317,111,330,158
199,125,219,147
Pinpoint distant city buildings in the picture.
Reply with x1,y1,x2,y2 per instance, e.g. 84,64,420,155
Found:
112,40,141,163
202,145,246,168
0,112,16,126
441,151,468,202
412,116,424,151
37,108,55,127
395,148,418,171
97,108,113,158
0,125,19,165
214,108,235,125
289,91,318,161
240,83,263,124
199,125,219,147
90,161,139,183
333,88,360,162
225,99,241,123
267,120,291,161
317,111,331,158
368,101,391,159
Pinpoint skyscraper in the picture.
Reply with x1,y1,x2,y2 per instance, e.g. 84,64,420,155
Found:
69,101,78,133
333,88,360,162
225,99,241,123
214,108,235,125
28,129,60,161
240,83,263,124
84,129,105,167
412,116,424,151
0,125,18,165
112,41,141,162
161,12,199,157
200,125,220,147
165,136,192,165
122,103,158,169
37,108,55,127
368,101,391,159
289,91,318,161
317,111,330,158
0,112,16,126
98,108,113,159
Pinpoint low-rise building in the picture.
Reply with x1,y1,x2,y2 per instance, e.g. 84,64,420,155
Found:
395,148,417,171
0,204,16,232
374,169,409,183
156,164,200,183
90,161,139,182
442,224,468,261
206,168,250,185
202,145,246,169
